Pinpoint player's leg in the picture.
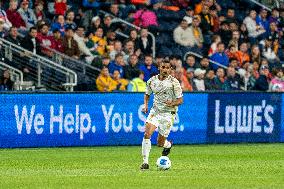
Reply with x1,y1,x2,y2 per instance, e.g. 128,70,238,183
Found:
157,134,172,156
141,122,156,169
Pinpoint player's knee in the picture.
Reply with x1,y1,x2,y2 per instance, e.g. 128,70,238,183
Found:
157,139,164,147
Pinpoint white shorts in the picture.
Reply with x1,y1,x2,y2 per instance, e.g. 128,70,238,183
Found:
146,109,176,137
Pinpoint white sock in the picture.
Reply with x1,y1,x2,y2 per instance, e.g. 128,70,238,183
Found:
142,138,151,164
163,140,172,149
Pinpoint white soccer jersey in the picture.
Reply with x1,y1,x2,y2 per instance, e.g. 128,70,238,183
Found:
145,75,183,113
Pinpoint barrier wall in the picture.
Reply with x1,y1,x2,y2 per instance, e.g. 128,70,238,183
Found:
0,92,283,148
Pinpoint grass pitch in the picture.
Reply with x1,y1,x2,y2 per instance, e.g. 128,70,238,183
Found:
0,144,283,189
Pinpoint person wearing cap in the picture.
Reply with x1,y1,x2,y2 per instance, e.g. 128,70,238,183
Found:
52,28,64,52
173,16,193,49
18,0,37,30
253,65,270,91
90,16,101,32
6,0,26,31
0,3,12,31
193,68,206,91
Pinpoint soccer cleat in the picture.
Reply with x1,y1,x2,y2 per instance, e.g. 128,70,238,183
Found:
140,163,149,170
162,140,173,156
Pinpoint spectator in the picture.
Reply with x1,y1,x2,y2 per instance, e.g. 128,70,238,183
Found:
208,35,221,56
139,55,158,81
108,53,126,77
228,30,241,51
51,14,66,36
183,54,197,70
109,4,122,18
226,8,237,23
132,5,158,28
73,26,94,63
270,68,284,92
128,28,139,50
261,36,278,63
6,0,27,32
91,27,107,56
62,27,80,59
205,70,216,90
18,0,37,30
253,65,270,91
235,42,250,67
196,56,212,71
214,67,225,90
193,68,206,91
256,8,269,35
138,28,152,56
102,15,114,35
0,3,12,31
21,27,41,54
127,71,146,92
209,5,220,32
0,69,14,91
54,0,67,16
112,69,129,91
269,8,280,25
37,23,55,57
124,54,140,80
65,10,77,31
34,0,45,22
244,63,258,90
90,16,101,32
199,5,213,45
124,39,136,61
210,42,229,70
52,28,64,52
109,40,126,60
189,16,203,50
250,45,261,65
243,10,266,44
173,17,192,49
226,45,238,60
96,66,117,92
175,67,193,92
239,23,249,43
218,21,231,47
223,66,242,90
5,26,21,46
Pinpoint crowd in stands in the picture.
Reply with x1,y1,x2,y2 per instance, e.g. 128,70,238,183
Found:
0,0,284,92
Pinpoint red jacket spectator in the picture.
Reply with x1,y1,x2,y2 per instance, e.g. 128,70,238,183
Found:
6,1,26,28
54,0,67,15
36,24,56,57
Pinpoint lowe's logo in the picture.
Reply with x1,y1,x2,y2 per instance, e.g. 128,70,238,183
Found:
214,100,274,134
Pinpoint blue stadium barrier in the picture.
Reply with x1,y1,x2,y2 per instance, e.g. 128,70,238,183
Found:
0,92,282,148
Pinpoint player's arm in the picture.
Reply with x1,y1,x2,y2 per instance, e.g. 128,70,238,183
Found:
143,79,153,113
166,97,183,107
143,94,150,113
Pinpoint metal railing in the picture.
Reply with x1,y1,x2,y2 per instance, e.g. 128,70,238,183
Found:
247,0,273,11
42,45,101,85
184,51,247,91
0,38,77,91
0,61,24,90
99,10,156,58
184,51,229,69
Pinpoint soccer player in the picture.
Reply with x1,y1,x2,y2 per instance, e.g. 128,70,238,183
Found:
140,60,183,170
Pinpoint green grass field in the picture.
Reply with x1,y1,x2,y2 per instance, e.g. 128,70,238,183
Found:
0,144,283,189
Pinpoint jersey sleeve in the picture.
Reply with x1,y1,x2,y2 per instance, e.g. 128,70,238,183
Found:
145,78,153,95
173,78,183,98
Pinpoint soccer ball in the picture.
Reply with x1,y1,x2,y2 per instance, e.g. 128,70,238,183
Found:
156,156,171,170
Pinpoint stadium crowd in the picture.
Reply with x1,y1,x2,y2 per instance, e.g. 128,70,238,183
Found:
0,0,284,92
